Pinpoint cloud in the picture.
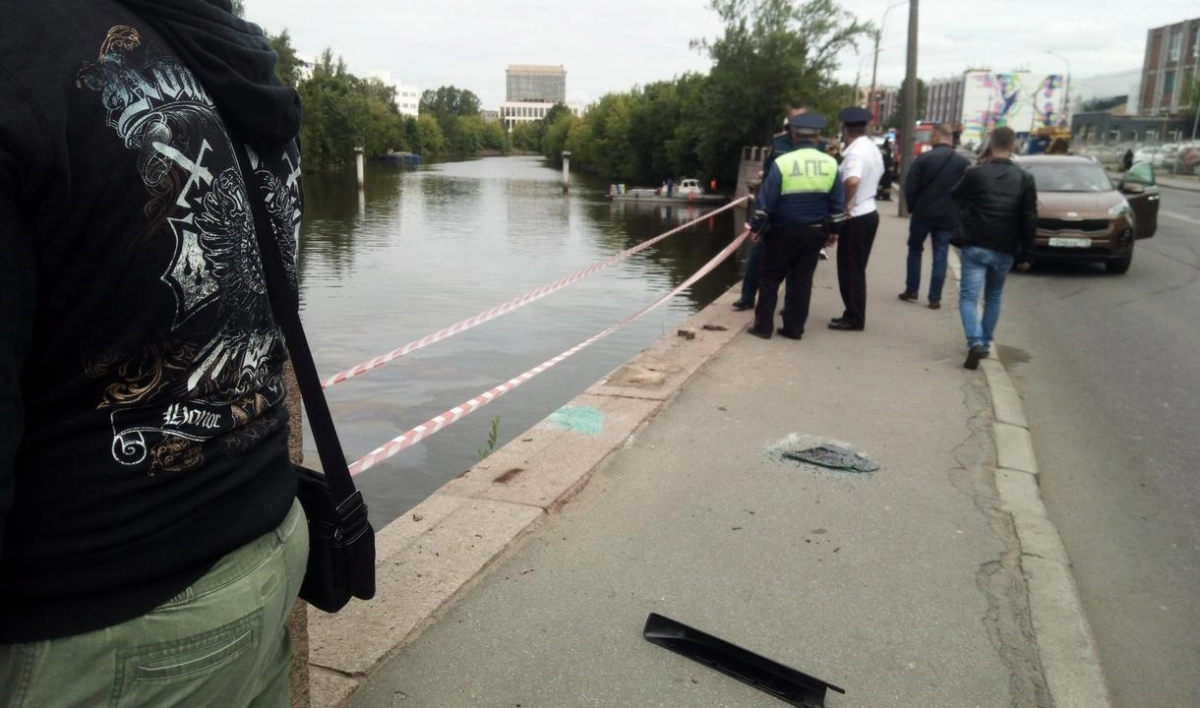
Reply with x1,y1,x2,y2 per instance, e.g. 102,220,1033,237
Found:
244,0,1195,106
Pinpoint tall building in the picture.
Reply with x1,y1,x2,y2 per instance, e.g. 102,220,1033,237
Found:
925,76,965,125
505,64,566,103
1140,17,1200,116
500,64,568,131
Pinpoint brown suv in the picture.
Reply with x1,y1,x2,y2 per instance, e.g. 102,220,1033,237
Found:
1019,156,1159,274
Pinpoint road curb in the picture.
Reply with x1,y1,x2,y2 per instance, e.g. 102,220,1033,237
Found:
949,248,1114,708
306,288,751,707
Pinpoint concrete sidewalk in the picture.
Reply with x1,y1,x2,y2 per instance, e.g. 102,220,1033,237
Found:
311,213,1104,707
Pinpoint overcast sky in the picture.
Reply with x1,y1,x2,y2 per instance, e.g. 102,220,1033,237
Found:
244,0,1196,108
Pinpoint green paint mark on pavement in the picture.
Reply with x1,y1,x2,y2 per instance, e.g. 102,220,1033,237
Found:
548,406,605,435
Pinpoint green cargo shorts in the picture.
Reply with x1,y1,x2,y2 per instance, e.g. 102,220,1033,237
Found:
0,498,308,708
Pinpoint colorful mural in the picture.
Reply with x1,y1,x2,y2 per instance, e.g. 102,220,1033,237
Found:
959,71,1068,149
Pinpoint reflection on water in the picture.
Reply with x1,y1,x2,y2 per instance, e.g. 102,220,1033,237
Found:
299,156,743,525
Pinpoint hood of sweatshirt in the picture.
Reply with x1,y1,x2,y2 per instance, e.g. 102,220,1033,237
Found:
116,0,301,153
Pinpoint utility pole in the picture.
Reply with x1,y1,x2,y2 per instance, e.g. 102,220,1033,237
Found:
869,29,881,122
898,0,918,217
871,2,908,126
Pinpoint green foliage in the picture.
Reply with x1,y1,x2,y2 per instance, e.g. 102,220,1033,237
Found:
269,36,503,169
883,78,928,130
268,29,303,89
477,416,501,460
528,0,870,185
420,86,483,118
692,0,872,178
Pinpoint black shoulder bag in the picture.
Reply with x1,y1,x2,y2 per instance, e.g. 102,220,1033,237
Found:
233,144,376,613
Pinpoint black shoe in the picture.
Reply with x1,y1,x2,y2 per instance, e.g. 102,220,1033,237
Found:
964,346,986,370
828,320,864,331
830,316,845,324
747,326,771,339
776,328,803,340
898,291,919,302
732,300,754,311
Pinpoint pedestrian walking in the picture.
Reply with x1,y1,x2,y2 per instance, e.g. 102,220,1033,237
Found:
950,127,1037,369
829,106,884,332
746,113,847,340
2,1,310,704
899,122,970,310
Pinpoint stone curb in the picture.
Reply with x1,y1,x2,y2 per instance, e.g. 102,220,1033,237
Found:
949,247,1113,708
306,287,750,707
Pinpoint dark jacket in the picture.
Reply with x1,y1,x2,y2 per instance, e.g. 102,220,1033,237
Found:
951,158,1038,257
904,144,970,229
1,0,301,641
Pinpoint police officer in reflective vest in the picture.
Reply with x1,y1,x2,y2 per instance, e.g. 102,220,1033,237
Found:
748,113,848,340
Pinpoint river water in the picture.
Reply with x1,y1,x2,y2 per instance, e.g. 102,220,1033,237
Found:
299,155,744,525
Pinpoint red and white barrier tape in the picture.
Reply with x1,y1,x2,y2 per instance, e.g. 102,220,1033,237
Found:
321,196,749,389
348,228,751,476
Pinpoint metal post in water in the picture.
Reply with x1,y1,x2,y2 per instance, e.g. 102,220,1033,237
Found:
562,151,572,194
355,146,365,189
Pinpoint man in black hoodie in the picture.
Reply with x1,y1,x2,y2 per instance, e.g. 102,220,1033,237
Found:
1,1,308,704
951,127,1036,370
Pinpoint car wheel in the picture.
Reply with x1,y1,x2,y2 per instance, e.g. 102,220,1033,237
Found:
1107,247,1133,275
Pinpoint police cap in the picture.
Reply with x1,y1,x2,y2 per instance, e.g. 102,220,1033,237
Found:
788,112,827,134
839,106,873,126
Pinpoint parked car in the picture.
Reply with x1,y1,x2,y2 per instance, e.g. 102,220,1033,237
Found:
1020,156,1159,274
1175,143,1200,175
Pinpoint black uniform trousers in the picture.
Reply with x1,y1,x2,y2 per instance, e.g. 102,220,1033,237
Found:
752,224,827,337
836,210,881,327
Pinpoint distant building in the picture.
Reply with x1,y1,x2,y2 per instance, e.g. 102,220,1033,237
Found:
368,71,420,117
1140,17,1200,116
480,110,501,124
873,86,898,124
1070,69,1142,115
925,76,965,125
499,101,558,131
395,83,420,117
500,64,568,131
506,64,566,103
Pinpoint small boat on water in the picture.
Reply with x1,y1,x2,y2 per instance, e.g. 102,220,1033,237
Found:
608,178,728,205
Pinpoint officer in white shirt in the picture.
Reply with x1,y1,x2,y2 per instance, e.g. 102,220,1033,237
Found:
829,106,884,331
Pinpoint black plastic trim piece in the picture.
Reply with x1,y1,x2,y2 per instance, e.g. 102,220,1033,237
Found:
642,613,845,708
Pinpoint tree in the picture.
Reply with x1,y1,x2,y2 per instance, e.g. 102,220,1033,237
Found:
268,29,304,89
231,0,246,17
692,0,872,181
297,49,366,169
419,86,483,118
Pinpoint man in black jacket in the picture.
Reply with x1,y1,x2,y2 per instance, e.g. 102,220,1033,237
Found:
900,123,969,309
2,1,308,704
951,127,1036,370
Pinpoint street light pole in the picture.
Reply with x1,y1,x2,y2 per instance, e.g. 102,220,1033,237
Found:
898,0,918,217
869,0,908,126
1045,50,1071,124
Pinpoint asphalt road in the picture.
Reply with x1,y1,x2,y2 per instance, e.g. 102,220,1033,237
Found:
999,186,1200,708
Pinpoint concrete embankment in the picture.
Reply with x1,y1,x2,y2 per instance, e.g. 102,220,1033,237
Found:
307,212,1108,708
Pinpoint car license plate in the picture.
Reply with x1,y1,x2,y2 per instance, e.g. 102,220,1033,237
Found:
1048,237,1092,248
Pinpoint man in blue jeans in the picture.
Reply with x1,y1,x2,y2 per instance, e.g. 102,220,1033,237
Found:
950,127,1036,369
900,122,969,309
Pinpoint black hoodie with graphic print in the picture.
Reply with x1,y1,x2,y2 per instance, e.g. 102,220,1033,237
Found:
0,0,303,641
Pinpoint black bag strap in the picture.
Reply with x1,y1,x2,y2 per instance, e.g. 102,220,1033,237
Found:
231,143,361,511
